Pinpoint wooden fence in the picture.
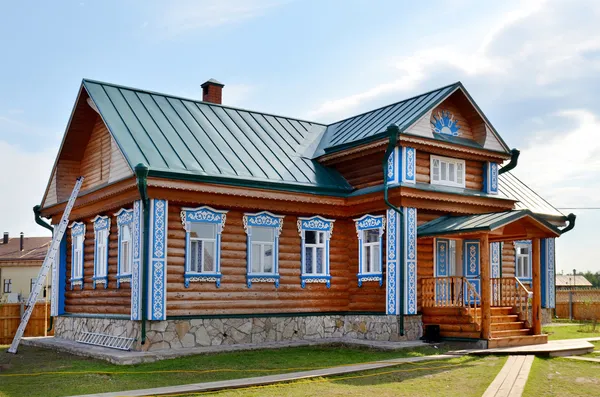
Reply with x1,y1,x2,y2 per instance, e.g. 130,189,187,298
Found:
555,289,600,320
0,302,53,344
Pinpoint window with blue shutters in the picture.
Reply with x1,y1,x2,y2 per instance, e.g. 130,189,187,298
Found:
354,214,385,287
297,216,334,288
181,206,228,288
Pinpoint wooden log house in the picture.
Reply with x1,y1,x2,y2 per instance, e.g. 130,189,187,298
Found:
39,79,575,350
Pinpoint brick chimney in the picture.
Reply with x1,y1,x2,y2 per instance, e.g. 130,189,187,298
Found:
201,79,224,104
3,232,8,244
20,232,24,251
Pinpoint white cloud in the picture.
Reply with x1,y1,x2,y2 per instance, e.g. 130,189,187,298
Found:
160,0,285,36
222,83,255,107
0,140,56,237
308,0,600,121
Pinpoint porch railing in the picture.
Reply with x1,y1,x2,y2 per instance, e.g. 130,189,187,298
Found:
490,277,532,326
421,276,481,328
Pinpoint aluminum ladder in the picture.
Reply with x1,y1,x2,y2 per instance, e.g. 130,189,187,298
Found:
8,176,84,354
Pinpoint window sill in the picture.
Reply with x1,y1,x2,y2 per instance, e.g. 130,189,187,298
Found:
247,274,280,288
357,273,383,287
116,274,132,288
300,274,331,288
70,277,83,290
92,276,108,289
184,272,222,288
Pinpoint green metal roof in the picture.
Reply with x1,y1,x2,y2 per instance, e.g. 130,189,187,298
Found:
314,83,460,156
498,171,565,219
83,79,353,195
417,210,561,238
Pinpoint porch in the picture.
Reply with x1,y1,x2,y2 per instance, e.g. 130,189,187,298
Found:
417,210,561,348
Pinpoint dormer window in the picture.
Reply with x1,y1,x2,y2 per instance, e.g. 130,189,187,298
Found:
431,155,465,188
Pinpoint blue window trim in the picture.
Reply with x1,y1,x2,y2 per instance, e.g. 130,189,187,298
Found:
354,214,385,287
483,162,499,194
92,215,111,289
69,221,85,290
115,208,134,288
297,216,335,288
386,146,416,185
243,211,284,288
514,240,532,282
181,206,228,288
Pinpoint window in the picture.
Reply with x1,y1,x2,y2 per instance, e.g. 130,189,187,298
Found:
355,214,385,287
431,155,465,188
3,279,12,293
115,208,134,288
181,206,227,288
515,241,532,280
70,222,85,289
30,278,36,292
92,215,111,289
243,211,284,288
298,216,334,288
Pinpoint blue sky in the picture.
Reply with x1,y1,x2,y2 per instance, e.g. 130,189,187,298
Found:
0,0,598,273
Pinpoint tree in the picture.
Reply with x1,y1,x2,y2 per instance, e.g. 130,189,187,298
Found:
581,271,600,288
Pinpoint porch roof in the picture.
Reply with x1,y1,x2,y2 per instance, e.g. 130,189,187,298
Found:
417,209,562,240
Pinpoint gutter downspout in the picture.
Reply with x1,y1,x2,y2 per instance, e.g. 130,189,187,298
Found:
382,125,405,336
560,213,576,234
135,164,150,345
498,148,520,174
34,205,55,332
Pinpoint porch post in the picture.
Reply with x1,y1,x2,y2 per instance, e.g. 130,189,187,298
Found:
480,233,491,340
532,238,542,335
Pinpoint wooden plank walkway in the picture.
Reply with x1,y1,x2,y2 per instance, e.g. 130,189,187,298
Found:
482,355,534,397
467,338,594,357
77,354,458,397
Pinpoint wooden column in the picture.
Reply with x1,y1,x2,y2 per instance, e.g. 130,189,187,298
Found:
480,233,491,340
532,238,542,335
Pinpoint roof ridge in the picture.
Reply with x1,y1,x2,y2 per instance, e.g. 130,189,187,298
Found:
326,81,461,127
82,78,328,127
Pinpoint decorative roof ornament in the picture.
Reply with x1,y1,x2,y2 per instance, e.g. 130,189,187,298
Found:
431,110,460,136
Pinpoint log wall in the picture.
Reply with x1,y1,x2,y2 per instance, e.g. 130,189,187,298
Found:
65,208,132,315
166,204,386,316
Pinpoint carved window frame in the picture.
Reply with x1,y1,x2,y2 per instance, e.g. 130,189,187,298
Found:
354,214,385,287
181,206,228,288
243,211,284,288
69,221,86,290
297,216,335,288
92,215,111,289
115,208,134,288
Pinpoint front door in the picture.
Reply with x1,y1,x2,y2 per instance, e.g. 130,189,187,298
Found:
463,240,481,304
435,239,458,303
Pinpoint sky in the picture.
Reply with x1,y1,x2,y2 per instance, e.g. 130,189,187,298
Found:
0,0,598,273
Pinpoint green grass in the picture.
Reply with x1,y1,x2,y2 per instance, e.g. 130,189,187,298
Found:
0,344,447,397
194,356,506,397
524,357,600,397
543,322,600,340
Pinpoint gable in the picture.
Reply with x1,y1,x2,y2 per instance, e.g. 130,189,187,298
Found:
403,89,507,153
41,88,133,208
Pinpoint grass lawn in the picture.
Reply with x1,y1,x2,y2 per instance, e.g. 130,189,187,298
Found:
524,357,600,397
194,356,506,397
0,344,447,397
543,322,600,340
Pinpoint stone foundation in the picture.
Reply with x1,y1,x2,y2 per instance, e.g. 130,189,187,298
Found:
541,308,553,325
55,314,422,352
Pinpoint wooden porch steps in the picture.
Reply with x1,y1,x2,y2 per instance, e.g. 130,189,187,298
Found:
422,306,547,348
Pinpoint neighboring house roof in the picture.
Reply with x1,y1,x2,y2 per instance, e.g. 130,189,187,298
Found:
555,275,593,287
417,209,561,238
83,79,353,196
0,236,51,262
498,171,565,219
